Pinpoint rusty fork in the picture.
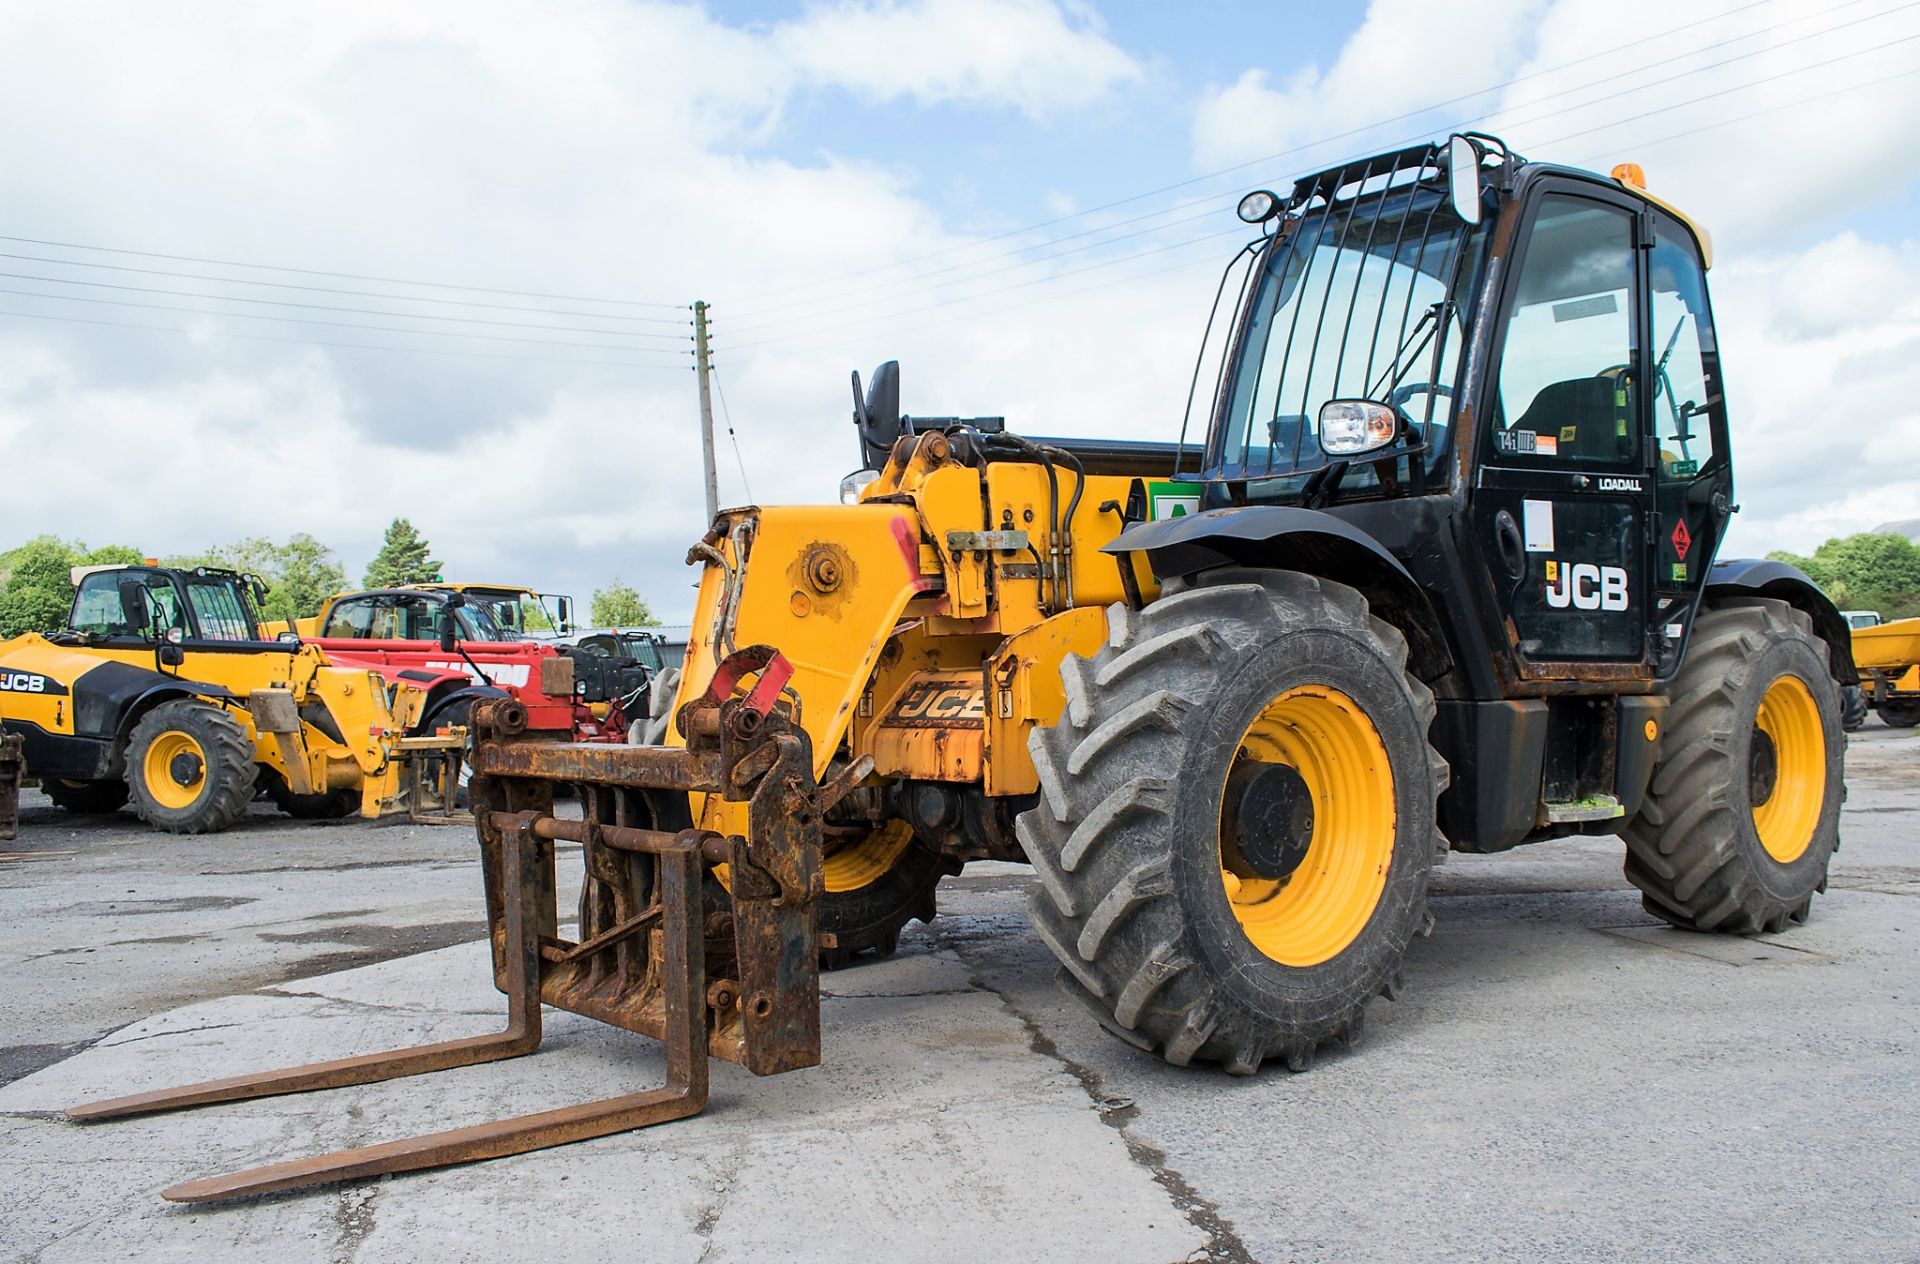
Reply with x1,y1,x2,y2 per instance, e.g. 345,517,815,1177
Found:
66,647,820,1204
69,814,711,1203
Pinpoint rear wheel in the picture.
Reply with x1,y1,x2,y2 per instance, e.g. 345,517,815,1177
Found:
263,772,358,820
42,777,130,815
1019,569,1446,1074
1879,699,1920,729
1624,598,1842,933
124,700,258,834
817,820,948,968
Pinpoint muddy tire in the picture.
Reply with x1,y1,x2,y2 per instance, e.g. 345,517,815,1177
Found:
42,777,130,815
1019,569,1447,1074
1624,598,1842,934
264,773,358,820
124,700,258,834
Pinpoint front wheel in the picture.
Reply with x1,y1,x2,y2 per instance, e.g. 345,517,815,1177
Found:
1624,598,1843,933
124,700,258,834
1019,569,1447,1074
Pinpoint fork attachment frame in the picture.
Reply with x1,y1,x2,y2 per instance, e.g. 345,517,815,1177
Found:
67,647,825,1203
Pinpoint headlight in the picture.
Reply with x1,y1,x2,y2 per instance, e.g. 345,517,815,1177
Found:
839,469,879,505
1237,190,1281,224
1318,400,1398,456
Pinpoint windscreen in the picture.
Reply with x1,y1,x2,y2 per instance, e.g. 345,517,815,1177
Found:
1210,176,1477,493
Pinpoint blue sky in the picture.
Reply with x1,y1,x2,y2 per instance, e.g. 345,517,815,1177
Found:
1,0,1916,617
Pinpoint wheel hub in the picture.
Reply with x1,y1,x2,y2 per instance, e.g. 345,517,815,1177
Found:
1222,761,1315,881
1748,727,1778,807
169,751,204,788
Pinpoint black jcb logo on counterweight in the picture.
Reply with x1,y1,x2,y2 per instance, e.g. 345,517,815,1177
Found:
881,681,986,729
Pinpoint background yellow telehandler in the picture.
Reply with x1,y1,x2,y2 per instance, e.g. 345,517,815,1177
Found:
73,135,1859,1202
0,563,465,834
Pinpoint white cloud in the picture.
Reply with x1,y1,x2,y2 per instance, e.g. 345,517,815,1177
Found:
774,0,1141,117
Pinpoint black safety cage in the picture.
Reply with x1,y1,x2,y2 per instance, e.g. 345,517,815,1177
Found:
1175,140,1498,499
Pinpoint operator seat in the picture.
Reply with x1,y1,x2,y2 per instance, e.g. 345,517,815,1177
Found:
1506,376,1634,462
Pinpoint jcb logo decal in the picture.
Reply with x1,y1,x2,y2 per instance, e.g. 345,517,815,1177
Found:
1544,562,1630,612
882,682,986,729
0,670,67,695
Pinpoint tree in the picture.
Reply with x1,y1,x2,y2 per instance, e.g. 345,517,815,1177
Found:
1770,531,1920,621
0,536,143,638
363,518,441,589
591,579,658,628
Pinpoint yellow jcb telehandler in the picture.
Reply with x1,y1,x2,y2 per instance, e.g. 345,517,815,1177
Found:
72,135,1857,1202
0,563,467,833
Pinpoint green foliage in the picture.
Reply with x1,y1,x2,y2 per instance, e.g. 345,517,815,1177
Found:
590,579,658,628
363,518,441,589
1769,531,1920,620
0,535,143,638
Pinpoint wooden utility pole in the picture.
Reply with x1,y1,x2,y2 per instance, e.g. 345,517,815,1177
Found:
693,299,719,524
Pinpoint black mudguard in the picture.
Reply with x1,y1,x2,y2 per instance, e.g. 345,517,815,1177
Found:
1706,558,1858,684
1106,506,1452,680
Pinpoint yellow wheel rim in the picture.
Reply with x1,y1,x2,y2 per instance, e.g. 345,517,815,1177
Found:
823,820,915,894
1219,685,1395,968
1752,674,1823,864
142,731,208,811
715,819,914,895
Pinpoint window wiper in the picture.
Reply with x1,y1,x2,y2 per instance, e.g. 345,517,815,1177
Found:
1365,301,1446,402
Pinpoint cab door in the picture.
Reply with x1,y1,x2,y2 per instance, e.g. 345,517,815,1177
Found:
1471,183,1656,679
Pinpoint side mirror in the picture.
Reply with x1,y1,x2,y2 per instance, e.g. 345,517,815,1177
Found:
117,579,152,639
852,360,902,469
1318,400,1399,456
555,595,574,634
1447,135,1483,226
438,617,458,653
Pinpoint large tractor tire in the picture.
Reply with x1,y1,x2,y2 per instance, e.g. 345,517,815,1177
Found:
124,700,258,834
42,777,130,815
1019,569,1447,1074
1624,598,1842,934
816,820,949,969
1879,699,1920,729
264,774,358,820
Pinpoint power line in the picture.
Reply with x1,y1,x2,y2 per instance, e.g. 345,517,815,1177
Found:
711,365,753,501
0,249,693,326
0,285,693,356
0,267,695,341
0,306,688,370
0,232,689,311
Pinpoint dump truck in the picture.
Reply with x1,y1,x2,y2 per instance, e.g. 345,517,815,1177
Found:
1852,616,1920,728
73,135,1857,1201
0,564,467,832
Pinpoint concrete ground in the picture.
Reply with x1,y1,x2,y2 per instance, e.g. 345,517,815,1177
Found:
2,724,1916,1263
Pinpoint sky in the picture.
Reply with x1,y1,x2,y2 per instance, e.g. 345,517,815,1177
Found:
2,0,1917,622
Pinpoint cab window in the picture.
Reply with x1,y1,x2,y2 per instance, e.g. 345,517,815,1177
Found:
184,579,255,641
70,571,185,638
1492,196,1639,466
322,597,379,638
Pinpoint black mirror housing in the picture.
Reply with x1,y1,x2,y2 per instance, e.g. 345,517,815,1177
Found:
853,360,903,469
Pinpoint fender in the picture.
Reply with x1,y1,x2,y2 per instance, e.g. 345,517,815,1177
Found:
1706,558,1858,684
414,684,512,736
1105,505,1452,680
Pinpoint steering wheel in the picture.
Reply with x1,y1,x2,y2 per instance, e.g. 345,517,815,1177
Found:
1387,381,1453,429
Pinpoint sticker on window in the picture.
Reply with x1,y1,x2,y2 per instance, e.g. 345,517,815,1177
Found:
1534,433,1559,456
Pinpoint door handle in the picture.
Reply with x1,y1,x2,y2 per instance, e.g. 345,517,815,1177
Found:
1494,509,1527,579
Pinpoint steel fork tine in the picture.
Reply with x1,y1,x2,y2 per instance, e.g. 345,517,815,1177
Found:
68,819,550,1124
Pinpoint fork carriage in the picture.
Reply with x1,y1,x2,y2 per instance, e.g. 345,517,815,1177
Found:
69,648,837,1203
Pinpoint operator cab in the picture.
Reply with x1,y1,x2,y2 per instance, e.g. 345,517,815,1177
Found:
64,565,274,648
